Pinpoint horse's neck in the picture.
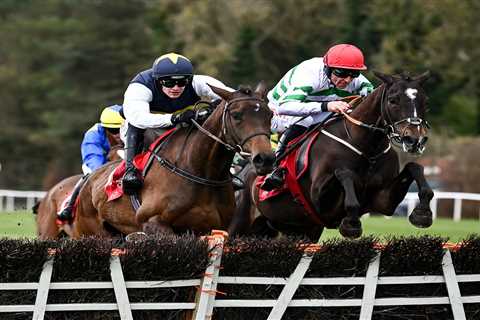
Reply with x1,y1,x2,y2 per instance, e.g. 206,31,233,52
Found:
349,85,384,124
345,85,389,153
185,110,234,179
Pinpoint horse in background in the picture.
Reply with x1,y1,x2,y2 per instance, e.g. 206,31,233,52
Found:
61,83,274,238
232,71,433,241
35,144,124,239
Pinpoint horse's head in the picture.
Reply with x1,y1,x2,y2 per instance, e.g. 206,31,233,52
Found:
374,71,430,154
107,144,124,161
208,83,275,175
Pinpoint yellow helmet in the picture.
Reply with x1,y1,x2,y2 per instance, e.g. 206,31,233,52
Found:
100,105,124,128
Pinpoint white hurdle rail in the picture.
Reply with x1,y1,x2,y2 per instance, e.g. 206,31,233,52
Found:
402,191,480,221
211,250,478,320
0,189,46,212
1,189,480,222
1,235,479,319
0,234,226,320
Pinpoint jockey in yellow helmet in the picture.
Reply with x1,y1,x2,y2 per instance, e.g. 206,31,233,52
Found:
57,105,125,221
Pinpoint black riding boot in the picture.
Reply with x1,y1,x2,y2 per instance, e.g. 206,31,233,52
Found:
231,153,248,190
57,174,90,221
122,124,144,195
232,175,245,190
260,125,307,191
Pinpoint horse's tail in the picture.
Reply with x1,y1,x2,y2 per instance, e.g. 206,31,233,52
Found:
32,200,42,215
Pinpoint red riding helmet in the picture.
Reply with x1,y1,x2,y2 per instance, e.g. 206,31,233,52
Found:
323,44,367,70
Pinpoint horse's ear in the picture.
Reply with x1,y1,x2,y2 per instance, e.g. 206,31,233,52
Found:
413,70,430,86
254,81,268,99
373,71,394,85
208,84,234,101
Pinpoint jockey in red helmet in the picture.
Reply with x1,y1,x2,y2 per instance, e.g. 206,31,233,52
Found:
261,44,374,191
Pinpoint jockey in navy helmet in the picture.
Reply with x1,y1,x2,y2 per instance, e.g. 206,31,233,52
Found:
120,53,235,195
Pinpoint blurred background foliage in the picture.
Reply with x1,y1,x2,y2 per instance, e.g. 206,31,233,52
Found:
0,0,479,189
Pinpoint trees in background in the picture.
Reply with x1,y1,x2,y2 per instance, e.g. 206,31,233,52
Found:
0,0,478,189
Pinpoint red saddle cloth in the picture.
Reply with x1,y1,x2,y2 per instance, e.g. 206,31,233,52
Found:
256,131,321,221
105,129,176,201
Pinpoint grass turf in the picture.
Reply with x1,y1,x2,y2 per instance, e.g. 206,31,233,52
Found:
0,211,478,242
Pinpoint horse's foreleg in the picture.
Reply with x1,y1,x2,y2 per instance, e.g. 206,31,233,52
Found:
368,162,433,228
142,215,174,235
228,180,256,237
249,215,279,238
136,205,174,235
404,162,434,228
334,168,362,238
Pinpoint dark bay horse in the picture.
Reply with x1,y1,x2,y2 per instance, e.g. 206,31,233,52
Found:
35,144,124,239
62,84,274,238
232,71,433,241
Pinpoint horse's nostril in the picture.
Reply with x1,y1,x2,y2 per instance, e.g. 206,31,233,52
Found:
252,153,275,169
402,136,418,146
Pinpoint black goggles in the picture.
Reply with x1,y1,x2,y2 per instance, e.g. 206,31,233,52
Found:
332,68,360,79
159,78,189,88
105,127,120,134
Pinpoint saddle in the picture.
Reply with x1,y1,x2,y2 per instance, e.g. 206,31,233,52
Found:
256,99,361,215
256,130,320,216
105,128,176,201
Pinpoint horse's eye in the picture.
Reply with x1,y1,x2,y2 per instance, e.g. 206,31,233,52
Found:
388,97,399,105
231,112,243,121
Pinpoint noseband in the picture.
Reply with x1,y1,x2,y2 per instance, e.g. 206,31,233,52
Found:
379,86,430,153
342,85,429,153
192,96,271,157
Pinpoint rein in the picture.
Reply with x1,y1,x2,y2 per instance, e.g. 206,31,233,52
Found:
323,84,429,159
275,96,372,163
341,95,388,134
152,152,232,187
147,128,233,187
191,96,270,157
151,95,270,187
321,93,393,162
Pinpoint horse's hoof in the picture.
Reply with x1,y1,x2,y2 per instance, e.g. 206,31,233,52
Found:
409,209,433,228
125,231,148,242
339,218,362,239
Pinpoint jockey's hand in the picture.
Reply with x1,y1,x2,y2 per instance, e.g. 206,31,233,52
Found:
171,110,196,125
196,108,212,123
327,101,350,114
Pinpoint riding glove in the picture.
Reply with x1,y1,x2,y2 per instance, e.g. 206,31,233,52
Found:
171,110,196,125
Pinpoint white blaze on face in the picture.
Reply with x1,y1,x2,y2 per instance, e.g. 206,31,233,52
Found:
405,88,418,117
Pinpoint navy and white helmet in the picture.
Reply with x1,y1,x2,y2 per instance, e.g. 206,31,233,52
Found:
152,53,193,80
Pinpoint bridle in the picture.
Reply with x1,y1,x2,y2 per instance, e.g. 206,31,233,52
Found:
191,96,271,157
341,84,429,154
379,86,430,153
151,96,271,187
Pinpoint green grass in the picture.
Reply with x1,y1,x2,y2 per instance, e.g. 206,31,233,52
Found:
322,214,480,242
0,211,37,238
1,211,479,242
